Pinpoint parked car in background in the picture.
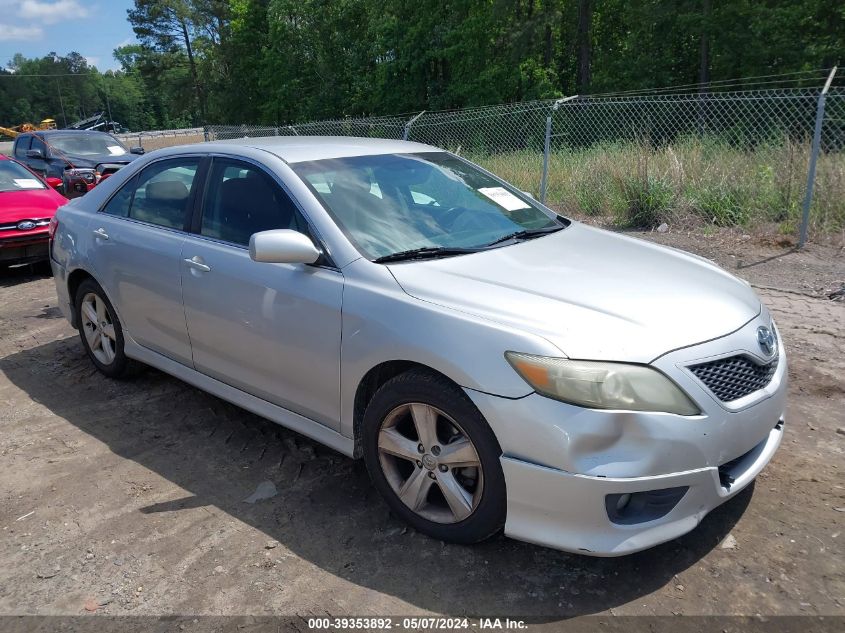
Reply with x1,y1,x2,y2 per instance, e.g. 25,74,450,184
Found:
49,137,786,556
0,154,67,266
12,130,144,199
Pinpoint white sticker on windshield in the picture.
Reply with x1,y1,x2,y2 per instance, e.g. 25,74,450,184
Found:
478,187,530,211
107,145,126,156
13,178,41,189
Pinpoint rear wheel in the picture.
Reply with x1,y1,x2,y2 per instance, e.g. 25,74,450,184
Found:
362,368,506,544
74,278,136,378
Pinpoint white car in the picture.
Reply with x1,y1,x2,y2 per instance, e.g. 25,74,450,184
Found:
49,137,786,555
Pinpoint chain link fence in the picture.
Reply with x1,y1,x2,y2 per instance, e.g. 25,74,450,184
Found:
114,127,206,151
123,79,845,242
546,87,845,240
206,114,409,141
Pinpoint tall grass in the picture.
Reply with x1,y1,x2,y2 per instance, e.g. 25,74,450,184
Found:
473,137,845,237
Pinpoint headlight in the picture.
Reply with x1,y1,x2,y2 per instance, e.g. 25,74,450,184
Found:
505,352,700,415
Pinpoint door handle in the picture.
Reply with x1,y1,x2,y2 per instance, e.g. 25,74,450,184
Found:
184,256,211,272
92,227,109,240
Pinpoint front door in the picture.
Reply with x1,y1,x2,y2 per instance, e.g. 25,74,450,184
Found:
87,156,204,365
179,157,343,429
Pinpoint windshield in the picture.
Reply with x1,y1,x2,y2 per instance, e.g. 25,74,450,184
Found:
0,161,46,193
292,152,561,260
47,134,128,158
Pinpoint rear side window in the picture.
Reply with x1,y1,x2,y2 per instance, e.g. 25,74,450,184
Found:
102,175,137,218
200,158,304,246
101,158,200,230
14,136,31,158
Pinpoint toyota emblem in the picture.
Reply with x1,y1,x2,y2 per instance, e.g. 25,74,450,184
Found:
757,326,776,357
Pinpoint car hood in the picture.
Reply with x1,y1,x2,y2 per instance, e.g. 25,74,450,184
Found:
0,188,67,223
386,223,761,362
66,153,137,169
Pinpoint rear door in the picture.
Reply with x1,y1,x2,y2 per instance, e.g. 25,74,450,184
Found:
87,156,207,365
179,156,344,429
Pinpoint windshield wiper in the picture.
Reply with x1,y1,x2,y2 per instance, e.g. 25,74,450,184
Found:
484,225,564,247
373,246,479,263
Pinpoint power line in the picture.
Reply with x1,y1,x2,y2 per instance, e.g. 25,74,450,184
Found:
0,72,120,78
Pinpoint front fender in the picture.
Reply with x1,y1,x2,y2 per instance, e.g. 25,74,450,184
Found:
338,258,561,439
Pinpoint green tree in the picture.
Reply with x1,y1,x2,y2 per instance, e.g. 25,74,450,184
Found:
128,0,211,124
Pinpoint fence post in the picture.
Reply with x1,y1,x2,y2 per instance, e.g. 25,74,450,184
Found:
539,96,578,205
203,125,209,142
799,66,837,248
540,115,552,204
403,111,426,141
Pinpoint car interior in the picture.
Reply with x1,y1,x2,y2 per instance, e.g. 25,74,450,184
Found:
202,169,300,245
132,179,191,229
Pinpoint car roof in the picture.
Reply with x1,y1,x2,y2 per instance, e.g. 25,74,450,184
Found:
35,129,115,137
205,135,442,164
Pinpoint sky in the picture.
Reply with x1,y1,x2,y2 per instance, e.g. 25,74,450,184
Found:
0,0,135,72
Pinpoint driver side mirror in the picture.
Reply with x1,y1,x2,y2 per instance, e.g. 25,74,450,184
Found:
249,229,320,265
130,146,145,155
26,149,45,160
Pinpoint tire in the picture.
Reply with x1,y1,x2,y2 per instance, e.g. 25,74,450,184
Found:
362,368,506,544
74,278,136,379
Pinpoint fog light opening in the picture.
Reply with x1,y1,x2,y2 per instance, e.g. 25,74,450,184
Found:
605,487,689,525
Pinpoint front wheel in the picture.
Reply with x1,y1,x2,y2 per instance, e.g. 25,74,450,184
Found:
74,278,136,379
362,368,506,544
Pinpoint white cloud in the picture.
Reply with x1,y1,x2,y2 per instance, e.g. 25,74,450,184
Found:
20,0,88,26
84,55,100,68
0,23,44,41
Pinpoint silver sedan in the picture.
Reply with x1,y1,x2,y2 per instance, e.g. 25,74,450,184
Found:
49,137,786,556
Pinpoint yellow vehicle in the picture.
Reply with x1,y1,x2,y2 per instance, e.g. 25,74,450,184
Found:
0,119,57,139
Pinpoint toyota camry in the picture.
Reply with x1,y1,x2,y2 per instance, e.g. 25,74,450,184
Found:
49,137,786,555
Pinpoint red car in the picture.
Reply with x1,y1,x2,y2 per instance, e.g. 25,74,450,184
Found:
0,154,67,266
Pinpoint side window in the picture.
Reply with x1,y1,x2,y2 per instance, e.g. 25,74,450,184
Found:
14,136,31,158
200,159,304,246
29,135,47,156
101,175,137,218
129,158,200,229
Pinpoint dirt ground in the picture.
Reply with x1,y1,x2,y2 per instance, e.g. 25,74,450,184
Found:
0,229,843,624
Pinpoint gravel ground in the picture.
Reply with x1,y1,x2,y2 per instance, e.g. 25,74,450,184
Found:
0,231,843,623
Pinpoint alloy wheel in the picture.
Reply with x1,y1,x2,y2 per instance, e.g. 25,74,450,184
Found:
80,292,117,365
377,402,484,524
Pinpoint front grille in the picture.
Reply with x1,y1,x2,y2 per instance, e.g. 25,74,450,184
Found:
0,218,51,232
690,355,777,402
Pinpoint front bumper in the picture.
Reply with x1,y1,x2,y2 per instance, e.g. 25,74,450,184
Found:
0,232,49,263
499,421,781,556
467,312,787,556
